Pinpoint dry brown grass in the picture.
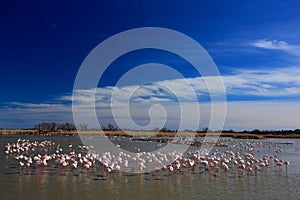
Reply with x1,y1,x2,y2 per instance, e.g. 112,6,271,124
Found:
1,129,300,139
264,134,300,139
0,129,38,135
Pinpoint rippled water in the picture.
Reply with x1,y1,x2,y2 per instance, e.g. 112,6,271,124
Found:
1,135,299,200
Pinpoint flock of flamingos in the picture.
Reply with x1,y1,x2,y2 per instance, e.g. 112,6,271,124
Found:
4,137,290,178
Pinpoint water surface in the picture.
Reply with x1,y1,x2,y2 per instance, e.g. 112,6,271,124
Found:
1,135,299,200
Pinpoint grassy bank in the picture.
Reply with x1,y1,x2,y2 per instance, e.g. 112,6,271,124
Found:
1,129,300,139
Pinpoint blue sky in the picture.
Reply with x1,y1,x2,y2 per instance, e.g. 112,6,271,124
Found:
1,0,300,130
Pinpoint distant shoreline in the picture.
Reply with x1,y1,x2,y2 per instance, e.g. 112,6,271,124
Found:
1,129,300,139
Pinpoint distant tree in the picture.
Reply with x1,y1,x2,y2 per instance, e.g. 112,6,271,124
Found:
159,127,175,132
61,122,76,131
202,127,210,133
34,121,95,133
108,123,115,131
50,122,57,131
34,122,58,133
34,123,42,133
78,123,88,131
103,123,120,131
252,129,261,134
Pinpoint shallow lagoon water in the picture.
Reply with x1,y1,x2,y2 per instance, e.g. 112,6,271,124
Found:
1,135,299,200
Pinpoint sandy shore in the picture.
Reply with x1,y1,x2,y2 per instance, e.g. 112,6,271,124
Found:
1,129,300,139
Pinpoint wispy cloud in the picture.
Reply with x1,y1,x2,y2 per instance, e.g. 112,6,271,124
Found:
251,39,300,57
2,66,300,129
9,102,63,108
1,100,300,130
224,66,300,96
0,103,73,128
252,39,290,50
66,66,300,106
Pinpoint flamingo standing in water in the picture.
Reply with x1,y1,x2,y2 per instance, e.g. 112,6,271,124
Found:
4,138,292,179
283,160,289,173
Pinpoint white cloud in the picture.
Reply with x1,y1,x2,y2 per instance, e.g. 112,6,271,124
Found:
225,101,300,130
224,66,300,96
0,103,73,128
252,39,290,50
69,66,300,106
2,66,300,129
9,102,61,108
251,39,300,56
1,100,300,130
